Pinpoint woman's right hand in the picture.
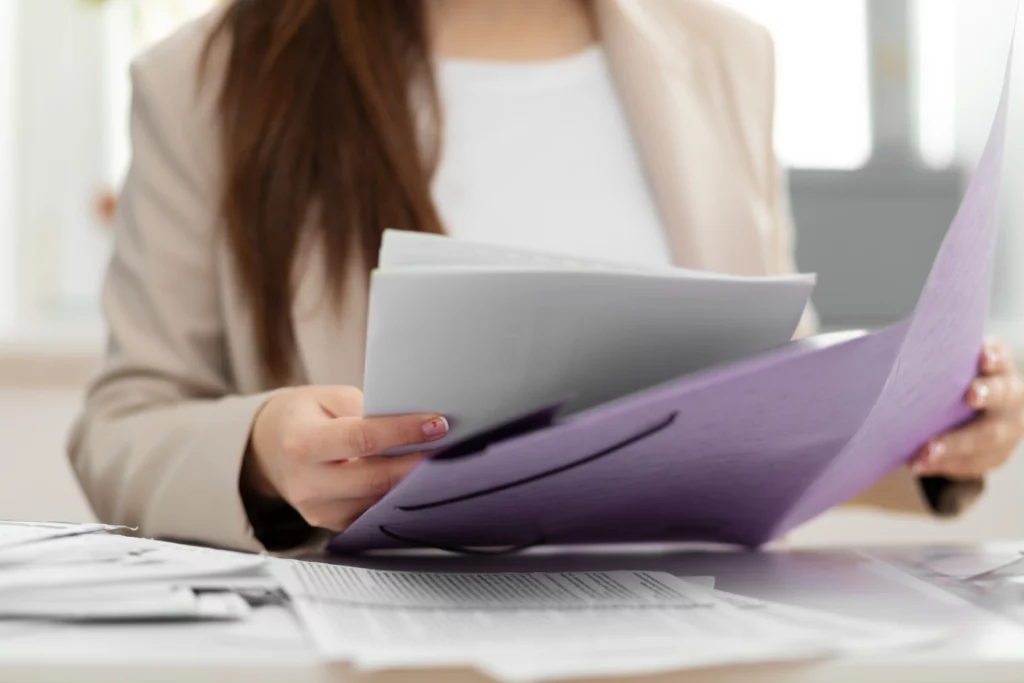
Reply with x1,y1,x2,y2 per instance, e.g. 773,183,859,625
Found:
246,385,448,531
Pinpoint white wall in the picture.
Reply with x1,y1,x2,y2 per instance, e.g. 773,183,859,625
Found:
0,0,18,330
0,389,93,523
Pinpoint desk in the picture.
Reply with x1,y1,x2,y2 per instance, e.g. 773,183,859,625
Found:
2,543,1024,683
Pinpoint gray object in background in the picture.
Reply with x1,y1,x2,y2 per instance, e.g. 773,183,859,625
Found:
790,166,964,328
789,0,968,330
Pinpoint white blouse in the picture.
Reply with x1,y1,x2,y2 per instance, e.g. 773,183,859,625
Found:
431,46,673,267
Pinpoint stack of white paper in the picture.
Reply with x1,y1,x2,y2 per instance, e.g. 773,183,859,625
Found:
364,230,815,451
272,560,942,681
0,521,270,623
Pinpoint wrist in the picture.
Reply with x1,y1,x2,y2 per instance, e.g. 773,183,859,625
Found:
243,393,284,501
241,443,279,501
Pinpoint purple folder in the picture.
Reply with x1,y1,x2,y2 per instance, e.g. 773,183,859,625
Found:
330,44,1012,554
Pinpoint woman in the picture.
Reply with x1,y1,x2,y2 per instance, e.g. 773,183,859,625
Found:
69,0,1024,553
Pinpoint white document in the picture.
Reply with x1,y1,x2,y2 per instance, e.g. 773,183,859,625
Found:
479,596,945,683
365,230,815,450
274,561,713,609
0,585,250,622
0,522,125,553
0,534,267,594
272,561,943,680
273,562,821,661
477,637,823,683
380,229,768,278
708,589,943,653
0,524,269,625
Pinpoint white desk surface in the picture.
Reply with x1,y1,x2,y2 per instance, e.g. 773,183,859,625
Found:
2,542,1024,683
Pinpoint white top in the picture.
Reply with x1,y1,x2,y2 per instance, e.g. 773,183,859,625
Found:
431,46,673,267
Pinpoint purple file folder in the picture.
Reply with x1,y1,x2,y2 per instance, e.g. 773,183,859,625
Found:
330,42,1013,554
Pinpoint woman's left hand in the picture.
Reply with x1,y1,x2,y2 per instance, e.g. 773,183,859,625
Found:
911,338,1024,479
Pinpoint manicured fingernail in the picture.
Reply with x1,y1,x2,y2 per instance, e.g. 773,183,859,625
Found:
985,348,1001,370
969,382,990,408
422,416,449,438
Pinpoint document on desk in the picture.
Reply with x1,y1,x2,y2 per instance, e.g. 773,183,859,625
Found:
365,230,814,452
0,531,267,593
480,589,943,683
275,561,715,609
0,521,125,552
0,585,251,622
0,522,275,628
274,561,940,680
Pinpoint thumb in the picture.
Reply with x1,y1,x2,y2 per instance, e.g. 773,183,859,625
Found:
311,385,364,419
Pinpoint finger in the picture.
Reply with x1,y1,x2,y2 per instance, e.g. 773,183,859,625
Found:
980,338,1014,376
303,453,425,503
965,373,1024,410
313,414,449,460
911,417,1018,476
311,385,364,418
916,446,1013,479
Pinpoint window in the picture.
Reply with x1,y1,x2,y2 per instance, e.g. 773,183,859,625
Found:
5,0,216,330
912,0,956,169
717,0,873,169
720,0,959,171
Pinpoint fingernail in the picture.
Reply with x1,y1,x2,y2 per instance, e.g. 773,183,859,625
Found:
926,441,947,462
969,382,990,408
421,416,449,438
985,348,1001,370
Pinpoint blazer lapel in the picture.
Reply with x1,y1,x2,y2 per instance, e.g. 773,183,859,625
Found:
596,0,773,276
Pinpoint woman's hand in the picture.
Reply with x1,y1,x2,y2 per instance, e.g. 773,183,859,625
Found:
911,339,1024,479
246,385,448,531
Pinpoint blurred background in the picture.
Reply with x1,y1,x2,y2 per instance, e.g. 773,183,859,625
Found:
0,0,1022,544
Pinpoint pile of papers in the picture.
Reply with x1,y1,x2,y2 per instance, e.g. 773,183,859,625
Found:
871,544,1024,628
365,229,815,451
0,521,275,623
0,522,951,680
272,560,943,682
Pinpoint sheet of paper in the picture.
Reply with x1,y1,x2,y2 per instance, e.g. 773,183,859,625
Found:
0,534,267,594
479,590,942,683
333,26,1015,552
275,562,827,662
274,561,714,609
683,575,716,589
0,585,250,622
379,229,814,283
871,544,1024,628
708,589,942,653
871,547,1024,581
365,233,813,453
275,561,942,680
476,641,821,683
0,522,124,553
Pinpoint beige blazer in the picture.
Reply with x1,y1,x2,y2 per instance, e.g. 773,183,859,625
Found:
68,0,972,553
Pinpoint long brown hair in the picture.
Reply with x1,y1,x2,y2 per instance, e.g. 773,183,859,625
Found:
203,0,444,383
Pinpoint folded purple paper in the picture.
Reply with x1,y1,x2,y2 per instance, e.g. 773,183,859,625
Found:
331,37,1012,554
